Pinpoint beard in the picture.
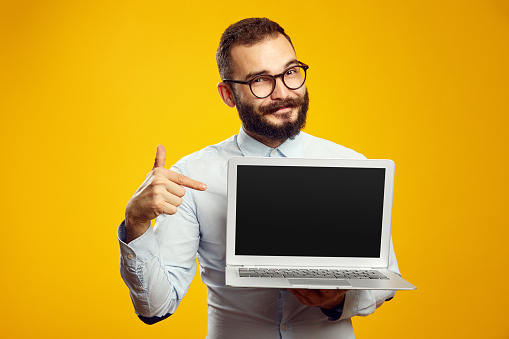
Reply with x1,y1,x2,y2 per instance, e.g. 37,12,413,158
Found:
234,90,309,142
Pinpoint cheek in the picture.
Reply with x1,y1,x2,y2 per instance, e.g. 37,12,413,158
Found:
238,85,255,100
295,85,307,97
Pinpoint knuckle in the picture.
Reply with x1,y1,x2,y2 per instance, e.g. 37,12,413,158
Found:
151,177,164,186
152,187,164,197
152,167,163,176
150,200,163,213
177,174,186,184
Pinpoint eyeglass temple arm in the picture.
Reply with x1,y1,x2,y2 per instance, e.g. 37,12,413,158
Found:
222,79,249,85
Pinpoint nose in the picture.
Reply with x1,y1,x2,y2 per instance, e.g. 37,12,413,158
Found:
270,76,291,100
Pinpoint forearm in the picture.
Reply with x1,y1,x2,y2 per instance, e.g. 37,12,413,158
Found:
120,250,180,317
118,221,190,318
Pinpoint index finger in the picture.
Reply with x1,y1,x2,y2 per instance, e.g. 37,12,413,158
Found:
163,169,207,191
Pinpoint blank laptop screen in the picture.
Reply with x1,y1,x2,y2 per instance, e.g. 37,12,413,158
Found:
235,165,385,258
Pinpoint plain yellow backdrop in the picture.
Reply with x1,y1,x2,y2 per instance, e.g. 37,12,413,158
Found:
1,1,508,338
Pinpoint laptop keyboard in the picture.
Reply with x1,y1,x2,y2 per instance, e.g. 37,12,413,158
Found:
238,268,389,279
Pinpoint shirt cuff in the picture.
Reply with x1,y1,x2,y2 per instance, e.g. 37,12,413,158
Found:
320,298,346,321
138,313,172,325
117,220,159,266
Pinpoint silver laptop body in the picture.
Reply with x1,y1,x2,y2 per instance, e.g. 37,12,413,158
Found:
225,157,415,290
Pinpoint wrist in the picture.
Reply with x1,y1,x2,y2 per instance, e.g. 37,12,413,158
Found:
125,218,150,243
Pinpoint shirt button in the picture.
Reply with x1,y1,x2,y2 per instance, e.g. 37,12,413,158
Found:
282,324,287,331
127,254,134,260
271,149,278,156
137,285,143,291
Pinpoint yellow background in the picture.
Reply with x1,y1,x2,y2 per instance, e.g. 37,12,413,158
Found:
1,1,508,338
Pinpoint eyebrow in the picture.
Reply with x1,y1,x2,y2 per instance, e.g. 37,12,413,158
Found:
243,59,300,81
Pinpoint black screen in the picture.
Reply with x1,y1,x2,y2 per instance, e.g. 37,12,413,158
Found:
235,165,385,258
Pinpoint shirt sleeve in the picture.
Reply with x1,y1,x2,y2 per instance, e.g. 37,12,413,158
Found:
118,162,200,322
338,235,399,320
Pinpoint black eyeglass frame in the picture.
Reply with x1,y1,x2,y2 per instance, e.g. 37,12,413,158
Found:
222,62,309,99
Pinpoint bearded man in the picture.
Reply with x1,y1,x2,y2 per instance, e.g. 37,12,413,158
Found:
119,17,400,338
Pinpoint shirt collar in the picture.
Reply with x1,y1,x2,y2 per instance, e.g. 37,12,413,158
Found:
237,126,304,158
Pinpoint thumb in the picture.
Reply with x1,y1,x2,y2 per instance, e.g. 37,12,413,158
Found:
152,144,166,169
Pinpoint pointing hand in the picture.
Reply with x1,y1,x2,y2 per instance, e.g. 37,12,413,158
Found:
124,145,207,242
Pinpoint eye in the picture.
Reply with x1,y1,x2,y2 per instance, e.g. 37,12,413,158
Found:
251,75,271,85
285,67,298,76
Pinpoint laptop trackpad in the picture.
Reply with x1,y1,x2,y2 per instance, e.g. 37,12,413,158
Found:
288,279,352,287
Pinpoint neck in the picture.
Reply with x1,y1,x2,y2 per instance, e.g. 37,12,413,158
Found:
243,127,285,149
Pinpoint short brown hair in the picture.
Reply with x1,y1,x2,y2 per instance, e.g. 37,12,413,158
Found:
216,18,294,80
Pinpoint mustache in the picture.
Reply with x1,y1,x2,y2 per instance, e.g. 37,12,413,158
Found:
258,97,303,116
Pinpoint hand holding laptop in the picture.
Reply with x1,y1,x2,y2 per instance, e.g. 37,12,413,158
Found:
290,289,347,309
124,145,207,243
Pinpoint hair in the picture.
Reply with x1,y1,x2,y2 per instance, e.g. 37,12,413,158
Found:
216,18,294,80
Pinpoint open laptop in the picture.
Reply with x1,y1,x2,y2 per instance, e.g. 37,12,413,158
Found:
225,157,416,290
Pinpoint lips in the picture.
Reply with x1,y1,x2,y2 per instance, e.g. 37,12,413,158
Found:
274,106,292,113
259,98,301,116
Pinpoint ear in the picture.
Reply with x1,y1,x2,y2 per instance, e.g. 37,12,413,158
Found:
217,82,236,108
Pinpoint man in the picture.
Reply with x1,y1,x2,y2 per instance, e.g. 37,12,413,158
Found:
119,18,399,338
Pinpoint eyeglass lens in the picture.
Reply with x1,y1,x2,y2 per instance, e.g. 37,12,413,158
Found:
250,66,306,98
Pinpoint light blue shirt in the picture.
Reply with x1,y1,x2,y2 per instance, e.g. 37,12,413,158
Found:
118,127,400,338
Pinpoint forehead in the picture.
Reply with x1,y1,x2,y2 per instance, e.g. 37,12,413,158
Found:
230,34,297,78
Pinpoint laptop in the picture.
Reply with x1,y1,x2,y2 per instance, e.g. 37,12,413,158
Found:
225,157,416,290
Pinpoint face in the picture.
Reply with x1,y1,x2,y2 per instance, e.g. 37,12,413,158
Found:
229,34,309,142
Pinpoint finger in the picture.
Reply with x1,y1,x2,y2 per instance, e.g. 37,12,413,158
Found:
290,288,313,297
157,199,179,215
318,289,334,296
152,144,166,170
163,179,186,198
159,187,183,207
163,169,207,191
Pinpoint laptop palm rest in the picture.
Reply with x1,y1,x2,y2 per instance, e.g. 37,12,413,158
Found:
289,279,352,287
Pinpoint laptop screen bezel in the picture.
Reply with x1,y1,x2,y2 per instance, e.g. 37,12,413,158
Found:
226,157,395,268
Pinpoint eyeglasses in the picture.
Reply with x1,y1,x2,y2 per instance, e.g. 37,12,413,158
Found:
223,62,309,99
